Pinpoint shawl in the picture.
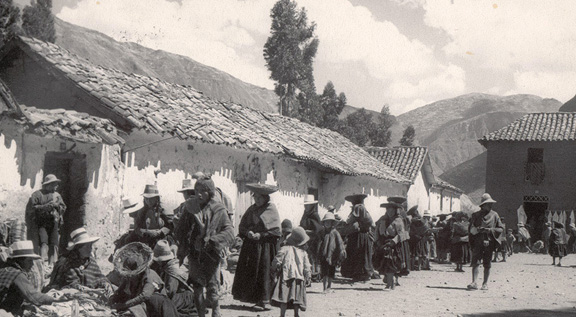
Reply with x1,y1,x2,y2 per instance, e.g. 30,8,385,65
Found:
239,202,281,234
300,205,323,238
376,216,406,243
49,252,107,290
319,228,346,266
409,217,430,241
551,228,568,245
470,209,503,242
346,204,374,232
155,259,193,292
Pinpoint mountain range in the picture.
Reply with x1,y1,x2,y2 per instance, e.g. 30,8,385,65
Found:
53,18,565,203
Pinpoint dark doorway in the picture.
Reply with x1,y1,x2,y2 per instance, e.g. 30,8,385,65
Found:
43,152,88,254
523,202,548,242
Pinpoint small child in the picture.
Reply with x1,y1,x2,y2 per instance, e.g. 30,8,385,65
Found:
505,228,515,256
279,219,293,246
550,221,569,266
271,227,311,317
319,212,346,293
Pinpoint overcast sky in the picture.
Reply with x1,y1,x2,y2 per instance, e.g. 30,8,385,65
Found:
16,0,576,115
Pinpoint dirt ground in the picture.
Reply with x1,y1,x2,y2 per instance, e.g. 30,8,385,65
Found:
219,253,576,317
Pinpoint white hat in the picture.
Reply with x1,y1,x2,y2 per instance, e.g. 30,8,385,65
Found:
322,212,337,222
423,210,431,217
177,179,195,193
9,241,41,259
67,228,100,251
122,197,143,215
479,193,497,206
42,174,61,186
303,194,318,205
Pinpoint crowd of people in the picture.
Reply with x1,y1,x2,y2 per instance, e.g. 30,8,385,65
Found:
0,172,572,316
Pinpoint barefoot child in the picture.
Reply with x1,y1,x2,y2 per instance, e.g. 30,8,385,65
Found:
319,212,346,292
271,227,311,317
550,221,569,266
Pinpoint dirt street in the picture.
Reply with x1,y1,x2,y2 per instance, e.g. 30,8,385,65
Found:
220,253,576,316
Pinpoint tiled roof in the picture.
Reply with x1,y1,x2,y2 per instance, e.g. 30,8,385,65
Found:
433,178,464,194
15,105,124,145
480,113,576,145
0,78,20,115
365,146,427,182
12,37,408,182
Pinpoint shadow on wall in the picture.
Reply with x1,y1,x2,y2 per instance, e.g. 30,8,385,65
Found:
463,308,576,317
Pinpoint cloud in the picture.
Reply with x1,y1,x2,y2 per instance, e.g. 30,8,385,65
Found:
423,0,576,102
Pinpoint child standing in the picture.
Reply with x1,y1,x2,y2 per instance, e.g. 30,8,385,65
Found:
549,221,569,266
319,212,346,293
271,227,311,317
505,228,515,256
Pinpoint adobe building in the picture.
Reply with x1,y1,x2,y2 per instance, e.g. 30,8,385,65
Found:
479,112,576,240
0,37,410,256
366,146,462,216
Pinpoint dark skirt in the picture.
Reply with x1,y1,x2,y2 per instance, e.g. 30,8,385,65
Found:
397,241,411,276
373,239,408,275
232,237,278,304
450,242,471,264
340,232,374,280
410,238,428,258
549,243,568,257
271,278,307,311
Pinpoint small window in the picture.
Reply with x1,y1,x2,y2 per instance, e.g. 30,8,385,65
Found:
527,148,543,163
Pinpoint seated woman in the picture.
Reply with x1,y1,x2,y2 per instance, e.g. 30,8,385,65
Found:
47,228,109,292
109,242,179,317
150,240,197,316
0,241,64,315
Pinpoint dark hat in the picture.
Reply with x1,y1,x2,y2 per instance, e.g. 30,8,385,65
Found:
407,205,419,217
192,172,206,179
113,242,153,278
553,221,564,228
281,219,293,234
387,196,407,204
195,177,216,194
246,183,278,195
285,227,310,247
345,194,367,203
142,184,161,198
380,202,402,208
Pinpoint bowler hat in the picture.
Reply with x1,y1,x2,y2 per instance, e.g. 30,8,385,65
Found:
285,227,310,247
42,174,61,186
479,193,497,206
153,240,174,262
246,183,278,195
9,240,41,259
142,184,161,198
177,179,195,193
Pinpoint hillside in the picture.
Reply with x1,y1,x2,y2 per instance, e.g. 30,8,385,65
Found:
440,152,487,203
395,93,561,174
53,18,279,113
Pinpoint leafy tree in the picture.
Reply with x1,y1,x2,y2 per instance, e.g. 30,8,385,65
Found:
264,0,319,117
22,0,55,43
337,108,375,147
400,125,416,146
370,105,394,147
318,81,347,130
0,0,21,47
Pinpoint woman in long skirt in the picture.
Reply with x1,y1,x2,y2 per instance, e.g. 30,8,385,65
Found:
549,221,568,266
450,212,470,272
407,206,432,271
232,184,281,311
340,194,375,282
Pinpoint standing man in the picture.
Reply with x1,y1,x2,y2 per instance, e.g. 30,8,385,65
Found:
468,193,504,291
173,179,195,228
192,172,234,223
177,176,234,317
25,174,66,265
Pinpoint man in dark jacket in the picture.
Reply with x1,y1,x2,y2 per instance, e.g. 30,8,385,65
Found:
175,177,234,317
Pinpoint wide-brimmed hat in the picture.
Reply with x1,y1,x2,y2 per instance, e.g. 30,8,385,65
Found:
9,240,41,259
113,242,153,278
380,202,402,208
122,197,143,215
322,212,338,223
177,179,195,193
387,196,407,204
153,240,174,262
479,193,497,206
42,174,61,186
67,228,100,251
423,210,431,217
553,221,564,228
303,194,318,205
281,219,293,234
285,227,310,247
407,205,419,217
345,194,367,203
142,184,161,198
246,183,278,195
327,205,335,212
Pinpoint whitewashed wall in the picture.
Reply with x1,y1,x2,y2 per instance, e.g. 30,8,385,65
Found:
407,171,430,214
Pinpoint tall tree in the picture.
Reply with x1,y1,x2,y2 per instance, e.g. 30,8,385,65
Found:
22,0,55,43
0,0,21,48
370,105,394,147
400,125,416,146
318,81,347,130
264,0,319,117
337,108,375,147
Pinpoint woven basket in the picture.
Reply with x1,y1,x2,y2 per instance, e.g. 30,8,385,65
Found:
113,242,153,278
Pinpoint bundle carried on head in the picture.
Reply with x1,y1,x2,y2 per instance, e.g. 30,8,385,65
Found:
113,242,153,278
